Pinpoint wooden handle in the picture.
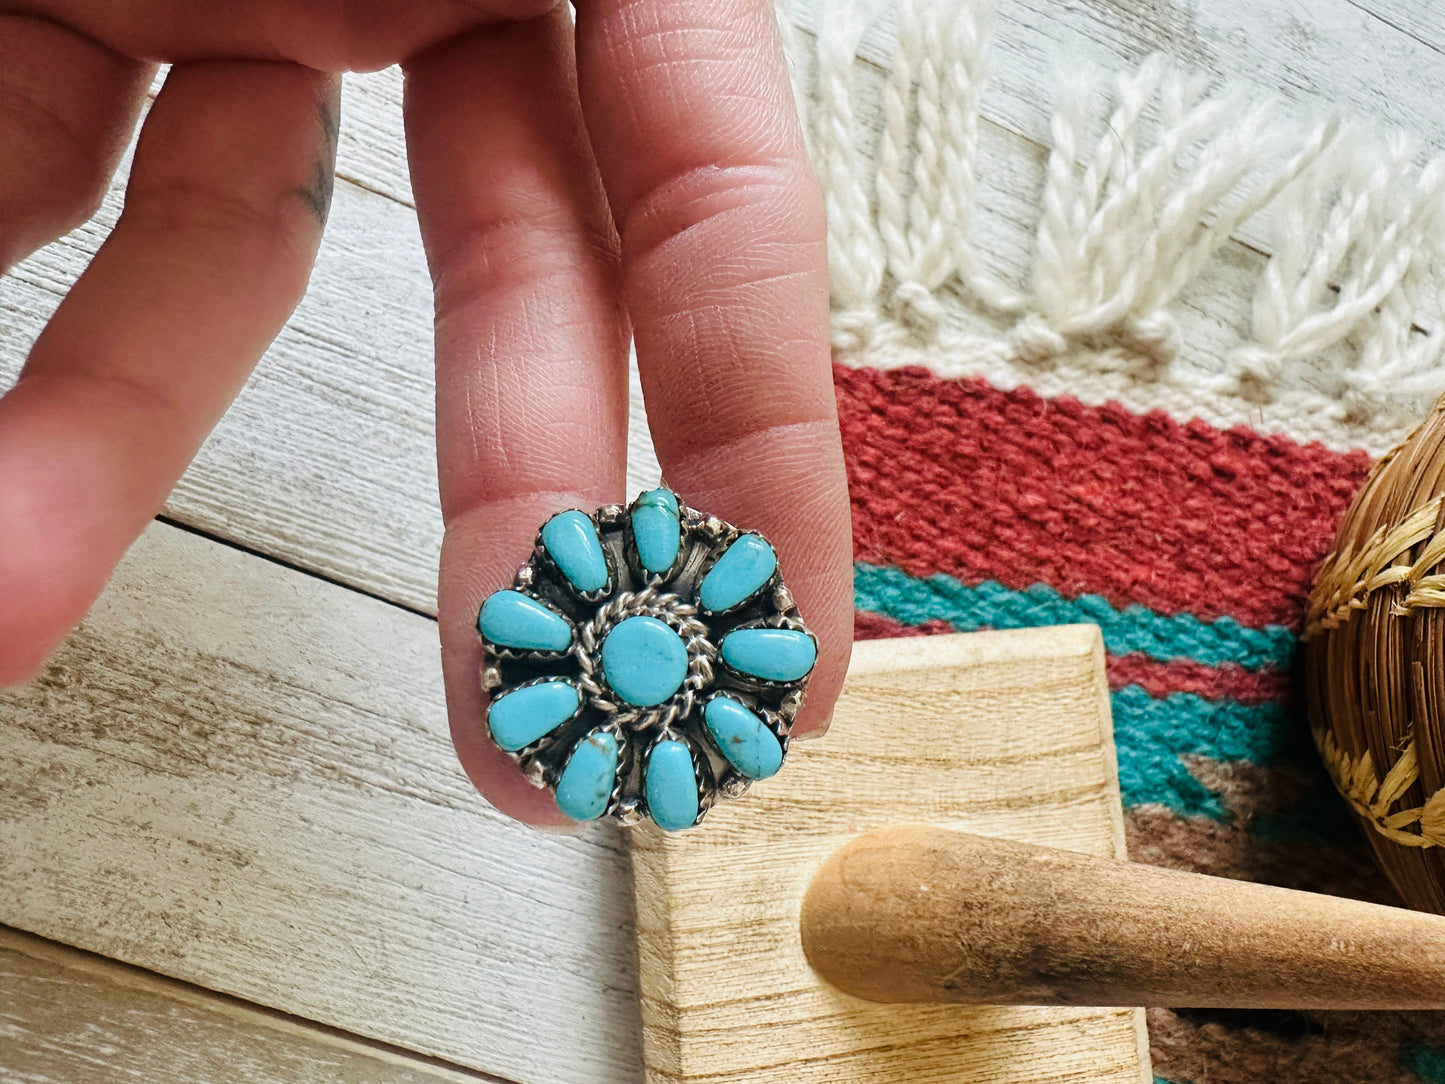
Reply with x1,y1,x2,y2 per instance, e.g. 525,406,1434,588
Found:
800,826,1445,1009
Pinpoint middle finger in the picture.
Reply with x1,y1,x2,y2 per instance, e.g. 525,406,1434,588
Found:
403,10,631,823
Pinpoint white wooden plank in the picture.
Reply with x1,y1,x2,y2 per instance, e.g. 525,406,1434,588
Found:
1333,0,1444,54
338,67,413,207
0,928,496,1084
0,522,643,1084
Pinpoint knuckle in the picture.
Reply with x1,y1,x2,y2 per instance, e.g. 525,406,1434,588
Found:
428,210,620,319
619,158,820,269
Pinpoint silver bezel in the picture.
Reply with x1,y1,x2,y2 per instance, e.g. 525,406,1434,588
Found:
476,490,816,830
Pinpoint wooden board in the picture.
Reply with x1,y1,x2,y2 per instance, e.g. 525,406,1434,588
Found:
3,0,1438,621
0,927,492,1084
0,522,643,1084
631,627,1151,1084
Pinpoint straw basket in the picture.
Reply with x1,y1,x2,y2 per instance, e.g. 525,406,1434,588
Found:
1304,396,1445,914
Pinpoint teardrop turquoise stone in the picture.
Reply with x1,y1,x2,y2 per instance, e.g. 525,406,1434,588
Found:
601,615,688,706
487,680,580,752
704,697,784,780
555,730,620,822
645,739,700,831
720,628,817,683
698,533,777,612
541,510,609,592
478,591,572,652
632,488,680,574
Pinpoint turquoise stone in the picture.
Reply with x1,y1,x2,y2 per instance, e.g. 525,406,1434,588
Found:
478,591,572,652
632,488,680,574
698,533,777,612
704,697,784,780
720,628,817,683
487,680,580,752
645,739,700,831
601,616,688,706
541,510,609,593
555,729,620,822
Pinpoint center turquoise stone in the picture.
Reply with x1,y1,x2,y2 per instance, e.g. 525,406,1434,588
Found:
600,615,688,706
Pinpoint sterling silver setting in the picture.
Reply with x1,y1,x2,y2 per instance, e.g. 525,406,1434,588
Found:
476,489,815,831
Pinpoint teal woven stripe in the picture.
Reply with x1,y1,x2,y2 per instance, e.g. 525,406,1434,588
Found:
855,563,1300,821
1404,1044,1445,1084
854,563,1296,669
1112,685,1289,819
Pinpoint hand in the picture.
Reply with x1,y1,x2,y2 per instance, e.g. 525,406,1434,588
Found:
0,0,853,825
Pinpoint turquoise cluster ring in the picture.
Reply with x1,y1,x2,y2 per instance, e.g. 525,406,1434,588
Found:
477,489,816,831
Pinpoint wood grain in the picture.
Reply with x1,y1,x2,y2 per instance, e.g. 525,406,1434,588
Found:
0,522,643,1084
630,627,1152,1084
0,927,496,1084
3,0,1438,620
801,826,1445,1008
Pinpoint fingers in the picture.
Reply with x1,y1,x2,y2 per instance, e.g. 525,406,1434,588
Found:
573,0,852,733
0,61,337,684
404,13,630,824
0,15,154,270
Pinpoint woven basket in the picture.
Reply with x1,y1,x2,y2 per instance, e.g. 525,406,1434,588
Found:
1304,396,1445,914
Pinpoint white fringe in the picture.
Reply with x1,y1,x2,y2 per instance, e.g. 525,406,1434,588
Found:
1226,138,1445,417
779,0,1445,440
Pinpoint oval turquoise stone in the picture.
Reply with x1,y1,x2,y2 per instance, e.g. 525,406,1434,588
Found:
541,510,609,593
487,680,580,752
645,739,700,831
601,615,688,706
478,590,572,652
698,533,777,612
632,488,681,574
704,697,784,780
555,730,620,822
720,628,817,683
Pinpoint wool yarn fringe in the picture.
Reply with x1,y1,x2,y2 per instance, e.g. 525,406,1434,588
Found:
777,0,1445,444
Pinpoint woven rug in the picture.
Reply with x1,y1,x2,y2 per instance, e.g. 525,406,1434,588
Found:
778,2,1445,1079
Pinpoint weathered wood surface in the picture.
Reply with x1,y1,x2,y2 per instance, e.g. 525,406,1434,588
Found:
3,0,1438,617
631,627,1151,1084
0,522,643,1084
0,927,496,1084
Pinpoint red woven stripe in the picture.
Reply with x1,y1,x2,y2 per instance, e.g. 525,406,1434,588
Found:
854,611,952,640
836,365,1371,629
854,611,1288,704
1106,653,1289,705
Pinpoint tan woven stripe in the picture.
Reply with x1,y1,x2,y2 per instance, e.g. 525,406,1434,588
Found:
1394,530,1445,614
1305,493,1445,638
1313,730,1445,849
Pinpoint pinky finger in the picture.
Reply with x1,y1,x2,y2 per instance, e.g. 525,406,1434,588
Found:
0,61,337,683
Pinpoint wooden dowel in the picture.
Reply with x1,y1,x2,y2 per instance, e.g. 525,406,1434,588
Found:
800,826,1445,1009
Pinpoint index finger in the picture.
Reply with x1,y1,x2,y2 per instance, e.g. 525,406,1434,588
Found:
573,0,853,733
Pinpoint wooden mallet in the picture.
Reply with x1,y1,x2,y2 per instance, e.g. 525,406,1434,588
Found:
801,824,1445,1009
